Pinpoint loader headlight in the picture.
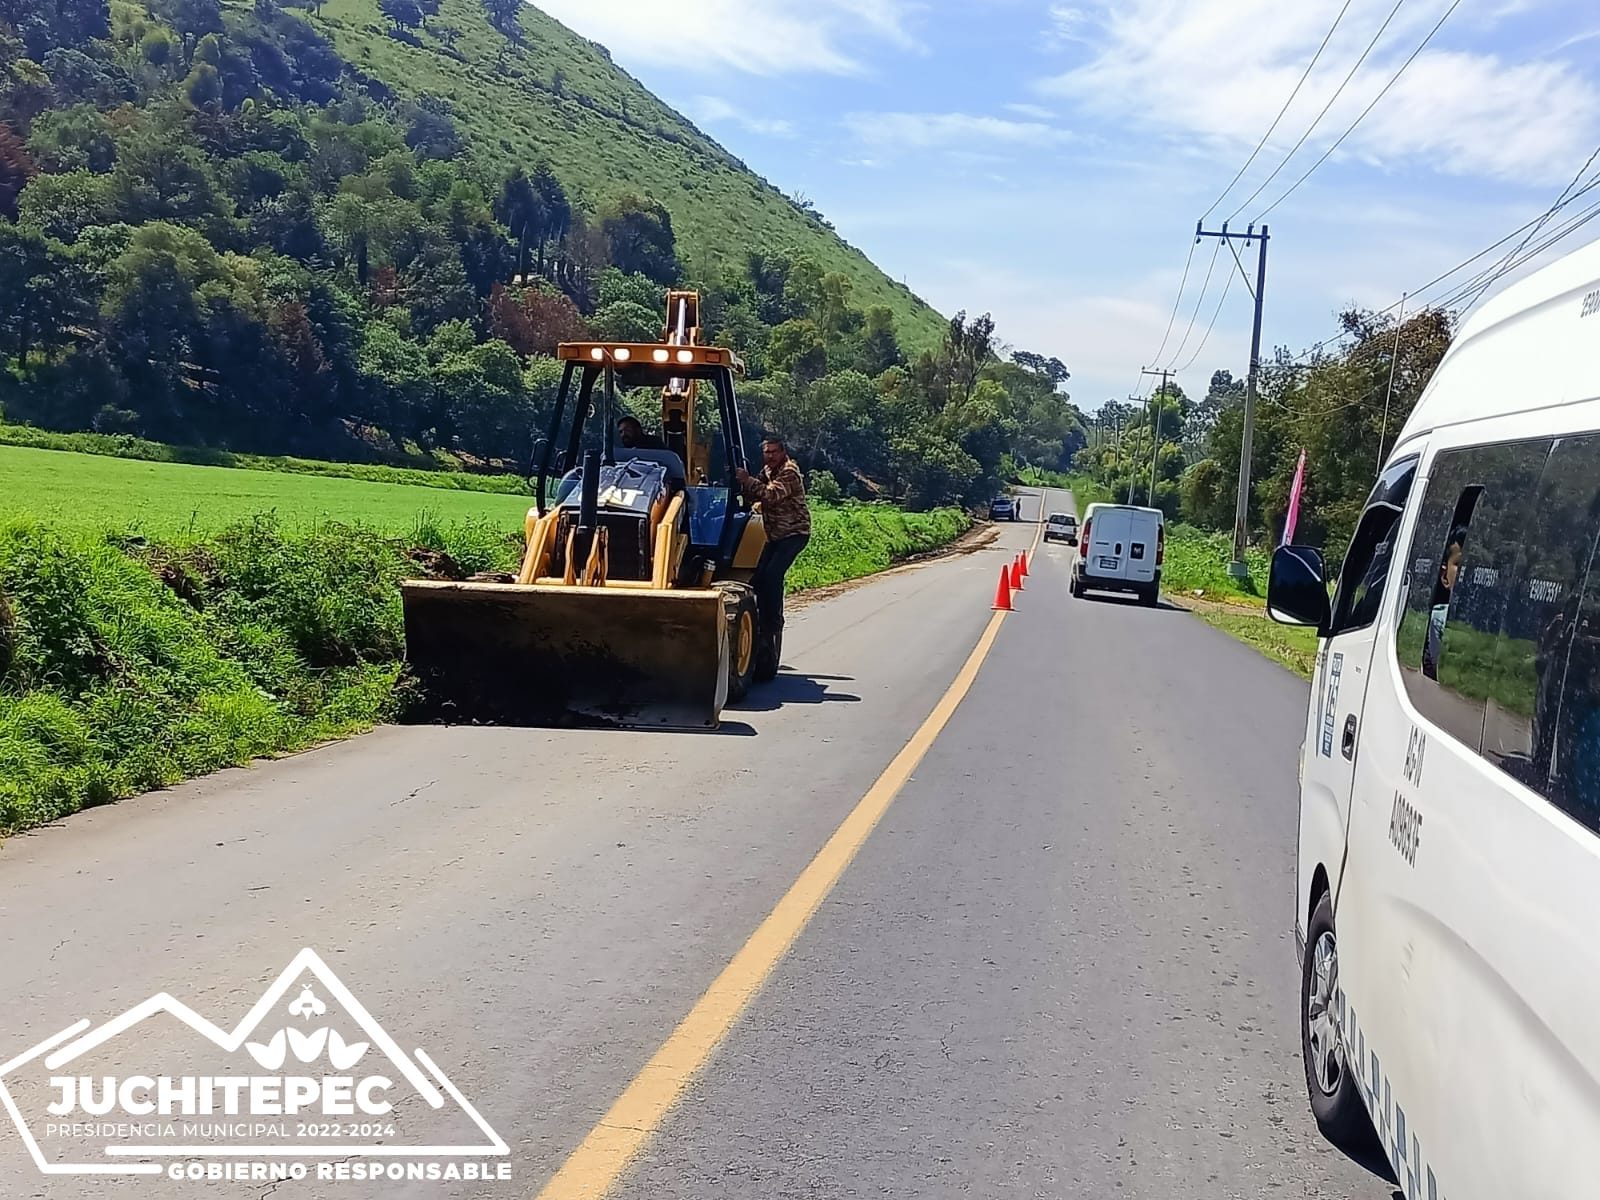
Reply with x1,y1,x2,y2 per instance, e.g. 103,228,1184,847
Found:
676,350,694,364
614,347,631,361
652,349,670,363
590,347,605,360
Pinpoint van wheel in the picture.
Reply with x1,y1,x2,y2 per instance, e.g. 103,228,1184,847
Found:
1301,893,1375,1151
1069,575,1083,598
1140,586,1158,607
726,591,758,702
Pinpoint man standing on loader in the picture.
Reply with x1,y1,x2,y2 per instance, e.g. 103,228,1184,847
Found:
737,436,811,642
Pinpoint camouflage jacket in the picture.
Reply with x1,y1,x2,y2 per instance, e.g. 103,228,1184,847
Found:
740,459,811,540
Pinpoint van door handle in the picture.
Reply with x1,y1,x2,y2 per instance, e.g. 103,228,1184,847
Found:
1342,715,1357,760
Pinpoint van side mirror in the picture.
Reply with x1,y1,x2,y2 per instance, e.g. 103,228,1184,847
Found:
1268,545,1330,631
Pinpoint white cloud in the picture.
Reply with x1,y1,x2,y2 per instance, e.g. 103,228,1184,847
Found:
844,111,1073,149
1004,102,1056,119
530,0,920,76
681,95,796,138
1036,0,1600,190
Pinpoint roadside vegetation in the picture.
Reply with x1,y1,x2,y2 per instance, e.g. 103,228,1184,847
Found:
1066,308,1454,678
0,498,968,836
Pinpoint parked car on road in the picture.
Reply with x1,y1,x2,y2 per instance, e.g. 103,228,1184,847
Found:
1069,503,1162,605
989,495,1018,521
1044,512,1077,545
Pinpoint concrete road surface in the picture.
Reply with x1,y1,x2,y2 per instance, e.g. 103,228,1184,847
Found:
0,487,1394,1199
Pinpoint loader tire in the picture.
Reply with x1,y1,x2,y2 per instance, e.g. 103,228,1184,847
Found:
727,590,758,703
754,628,781,683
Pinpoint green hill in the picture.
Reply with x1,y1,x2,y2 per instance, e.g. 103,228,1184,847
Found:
305,0,946,349
0,0,1081,506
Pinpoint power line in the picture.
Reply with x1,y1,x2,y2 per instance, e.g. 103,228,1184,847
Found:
1282,158,1600,365
1264,198,1600,420
1226,0,1410,222
1254,0,1466,222
1148,236,1199,367
1433,194,1600,312
1448,150,1600,311
1200,0,1357,221
1174,268,1238,373
1163,238,1223,368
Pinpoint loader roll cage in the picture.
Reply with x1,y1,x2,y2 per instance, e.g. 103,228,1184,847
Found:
536,348,753,561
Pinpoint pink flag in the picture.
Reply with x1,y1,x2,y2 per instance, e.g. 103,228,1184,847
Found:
1282,449,1307,546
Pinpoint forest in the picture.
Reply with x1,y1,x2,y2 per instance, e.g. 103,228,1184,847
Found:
0,0,1085,510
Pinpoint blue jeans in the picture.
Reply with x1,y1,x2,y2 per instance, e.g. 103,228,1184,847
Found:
751,534,809,633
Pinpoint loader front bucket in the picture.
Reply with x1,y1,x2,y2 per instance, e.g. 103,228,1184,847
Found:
398,580,730,729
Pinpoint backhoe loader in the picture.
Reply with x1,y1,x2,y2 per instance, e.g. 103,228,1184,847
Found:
399,292,778,729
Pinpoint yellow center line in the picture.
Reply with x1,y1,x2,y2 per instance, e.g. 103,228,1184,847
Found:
533,594,1014,1199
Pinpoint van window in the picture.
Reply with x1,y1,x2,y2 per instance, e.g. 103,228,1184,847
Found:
1476,436,1600,793
1396,439,1550,750
1326,456,1418,637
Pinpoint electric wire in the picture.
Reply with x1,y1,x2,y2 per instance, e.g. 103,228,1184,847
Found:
1225,0,1411,222
1163,238,1223,369
1200,0,1357,221
1252,0,1467,223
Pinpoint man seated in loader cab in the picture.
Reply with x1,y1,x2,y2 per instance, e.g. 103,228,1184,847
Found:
618,416,665,451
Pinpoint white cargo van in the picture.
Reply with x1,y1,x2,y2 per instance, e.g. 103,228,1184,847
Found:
1070,503,1162,605
1267,235,1600,1199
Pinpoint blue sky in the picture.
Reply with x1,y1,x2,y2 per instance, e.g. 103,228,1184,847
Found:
530,0,1600,412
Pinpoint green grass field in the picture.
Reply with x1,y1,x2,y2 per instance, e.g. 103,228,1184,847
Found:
0,444,537,535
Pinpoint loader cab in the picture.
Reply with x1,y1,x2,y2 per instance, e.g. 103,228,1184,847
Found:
542,342,757,585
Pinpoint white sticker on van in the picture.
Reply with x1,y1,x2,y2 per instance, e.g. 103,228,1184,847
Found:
1320,652,1344,757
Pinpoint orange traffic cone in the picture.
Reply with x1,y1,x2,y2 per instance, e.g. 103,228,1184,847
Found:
1018,551,1030,578
1009,558,1024,591
992,566,1014,611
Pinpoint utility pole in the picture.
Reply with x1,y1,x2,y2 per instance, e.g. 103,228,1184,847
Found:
1194,220,1270,579
1140,367,1172,508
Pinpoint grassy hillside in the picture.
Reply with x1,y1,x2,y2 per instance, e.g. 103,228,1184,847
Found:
303,0,947,350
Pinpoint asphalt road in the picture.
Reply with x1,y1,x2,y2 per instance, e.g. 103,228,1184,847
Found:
0,487,1393,1199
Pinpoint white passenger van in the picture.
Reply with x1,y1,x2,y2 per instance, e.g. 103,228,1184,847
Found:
1268,235,1600,1199
1070,502,1162,605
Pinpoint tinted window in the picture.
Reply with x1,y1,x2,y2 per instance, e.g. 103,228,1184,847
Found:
1483,436,1600,790
1327,456,1418,636
1397,438,1550,752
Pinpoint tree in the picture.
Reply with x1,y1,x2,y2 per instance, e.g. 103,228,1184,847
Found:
0,122,36,221
26,104,116,174
767,318,827,384
590,299,659,342
599,193,678,285
109,134,222,225
854,305,902,376
0,223,92,365
1011,349,1070,389
495,167,543,281
18,168,111,240
487,283,588,357
481,0,521,37
380,0,423,31
156,0,224,40
597,267,660,314
530,162,569,271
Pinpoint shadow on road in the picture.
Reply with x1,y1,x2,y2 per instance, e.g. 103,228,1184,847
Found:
732,670,862,713
1075,592,1184,612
